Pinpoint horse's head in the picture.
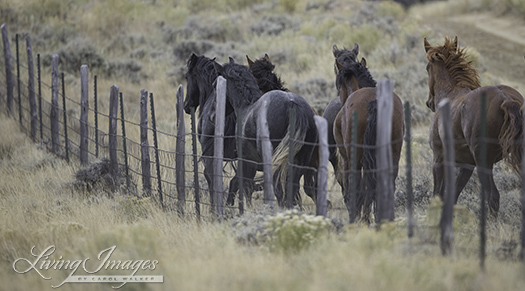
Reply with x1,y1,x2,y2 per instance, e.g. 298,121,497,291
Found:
336,58,376,104
423,37,454,112
333,43,359,75
246,54,287,93
184,53,218,114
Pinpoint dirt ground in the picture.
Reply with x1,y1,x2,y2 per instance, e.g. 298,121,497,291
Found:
427,13,525,92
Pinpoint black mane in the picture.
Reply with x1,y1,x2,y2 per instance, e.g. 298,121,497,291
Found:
336,61,376,94
218,60,262,110
249,57,288,93
186,54,219,114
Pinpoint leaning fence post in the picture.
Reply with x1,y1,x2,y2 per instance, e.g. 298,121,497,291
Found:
61,73,69,162
439,99,455,256
404,101,415,238
108,85,119,181
25,35,37,141
50,54,60,154
175,85,186,217
214,76,227,219
314,116,328,217
37,54,42,141
286,108,296,208
94,75,99,157
190,107,201,221
521,101,525,262
119,92,129,188
376,78,395,223
1,24,13,114
150,92,164,209
80,65,89,165
16,34,21,126
479,92,488,269
258,99,274,207
140,89,151,197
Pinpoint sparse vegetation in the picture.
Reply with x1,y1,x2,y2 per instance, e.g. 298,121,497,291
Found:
1,0,525,290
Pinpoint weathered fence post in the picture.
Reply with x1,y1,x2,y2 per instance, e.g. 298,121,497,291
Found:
119,92,129,187
1,24,13,114
479,92,488,269
404,101,415,238
37,54,42,141
140,89,151,197
286,108,296,208
175,85,186,217
376,78,395,223
16,34,21,126
80,65,89,165
439,99,455,256
236,108,244,215
61,73,69,162
349,111,358,223
314,116,328,217
108,85,119,180
25,35,37,141
258,99,274,207
94,75,99,158
214,76,227,219
521,101,525,262
50,54,60,154
190,107,201,220
150,92,164,209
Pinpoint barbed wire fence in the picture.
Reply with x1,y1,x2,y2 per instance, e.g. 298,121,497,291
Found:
1,25,524,264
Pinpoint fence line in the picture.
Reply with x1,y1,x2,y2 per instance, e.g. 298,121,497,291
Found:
1,26,524,263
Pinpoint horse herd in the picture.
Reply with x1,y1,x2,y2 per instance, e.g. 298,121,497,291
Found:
183,36,524,222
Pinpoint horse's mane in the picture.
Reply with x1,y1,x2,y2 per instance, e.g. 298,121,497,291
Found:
187,54,218,87
425,37,481,90
336,61,376,94
220,60,262,109
249,57,288,93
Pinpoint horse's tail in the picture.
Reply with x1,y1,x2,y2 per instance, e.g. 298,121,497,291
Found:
499,95,523,173
272,105,314,194
360,100,378,214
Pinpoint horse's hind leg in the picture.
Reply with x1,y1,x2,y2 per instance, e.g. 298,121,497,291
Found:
454,166,474,202
226,174,239,206
476,166,499,218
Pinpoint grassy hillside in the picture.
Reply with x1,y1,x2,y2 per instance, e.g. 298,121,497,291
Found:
1,0,525,289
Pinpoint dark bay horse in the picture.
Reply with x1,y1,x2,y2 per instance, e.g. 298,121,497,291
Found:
243,54,319,206
333,60,404,222
424,36,524,216
184,54,318,208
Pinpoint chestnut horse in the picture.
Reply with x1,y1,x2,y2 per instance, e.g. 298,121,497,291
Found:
334,60,404,222
424,36,524,216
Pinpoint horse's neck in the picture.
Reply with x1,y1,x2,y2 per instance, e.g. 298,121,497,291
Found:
340,79,360,104
434,85,471,107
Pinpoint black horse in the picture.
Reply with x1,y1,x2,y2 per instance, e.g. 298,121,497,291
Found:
184,54,318,208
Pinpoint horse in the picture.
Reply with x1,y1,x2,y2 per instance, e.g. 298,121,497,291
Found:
424,36,524,216
333,59,404,223
184,54,318,208
323,44,361,186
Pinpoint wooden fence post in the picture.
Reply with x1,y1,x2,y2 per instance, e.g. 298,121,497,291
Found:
37,54,42,141
16,34,21,125
25,35,37,141
439,99,455,256
94,75,99,157
50,54,60,154
150,92,164,209
479,92,488,269
190,107,201,220
376,78,394,223
214,76,226,218
404,101,415,238
119,92,129,187
258,99,274,207
236,108,244,215
140,89,151,197
80,65,89,165
1,24,13,114
108,85,119,180
175,84,186,217
521,101,525,262
314,116,328,217
286,108,296,208
61,73,69,162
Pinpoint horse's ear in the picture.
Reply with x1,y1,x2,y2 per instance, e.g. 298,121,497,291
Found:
246,55,254,67
352,43,359,56
452,36,458,52
188,53,199,68
424,38,431,53
333,44,340,57
229,57,235,64
264,53,270,62
360,57,367,67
